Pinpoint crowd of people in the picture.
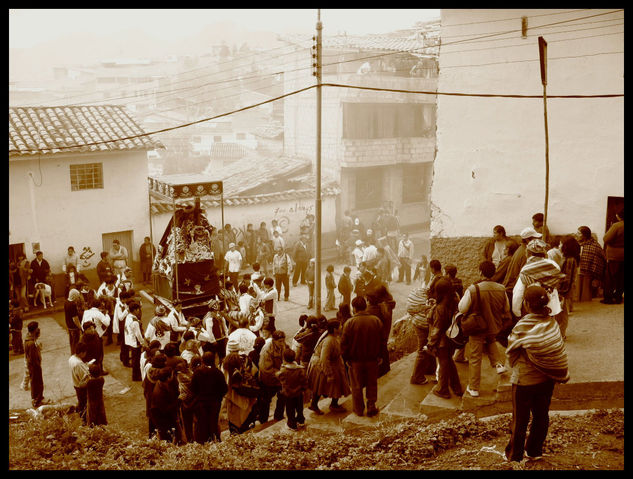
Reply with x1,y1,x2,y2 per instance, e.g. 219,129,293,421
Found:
10,208,623,462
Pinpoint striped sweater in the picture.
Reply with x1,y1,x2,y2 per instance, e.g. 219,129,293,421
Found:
506,313,569,383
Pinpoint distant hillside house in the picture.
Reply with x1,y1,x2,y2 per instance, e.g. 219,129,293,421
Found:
9,105,164,293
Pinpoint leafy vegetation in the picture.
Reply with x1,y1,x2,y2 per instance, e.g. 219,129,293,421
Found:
9,408,624,470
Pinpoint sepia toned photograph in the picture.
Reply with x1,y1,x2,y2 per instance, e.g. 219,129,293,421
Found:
9,8,623,470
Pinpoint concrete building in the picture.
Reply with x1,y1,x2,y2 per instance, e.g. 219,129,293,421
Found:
9,105,163,292
280,26,439,233
430,8,624,286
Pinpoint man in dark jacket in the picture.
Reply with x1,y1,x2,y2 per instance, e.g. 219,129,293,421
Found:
24,321,47,408
340,296,383,417
291,235,309,286
191,351,228,443
365,285,396,378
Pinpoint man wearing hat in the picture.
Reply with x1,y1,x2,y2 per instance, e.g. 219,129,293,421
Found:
502,227,543,297
512,238,565,320
224,242,243,288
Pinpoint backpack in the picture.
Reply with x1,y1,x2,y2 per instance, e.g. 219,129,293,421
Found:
231,355,261,398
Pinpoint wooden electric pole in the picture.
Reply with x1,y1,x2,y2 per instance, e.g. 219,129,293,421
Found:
315,10,323,316
539,36,550,243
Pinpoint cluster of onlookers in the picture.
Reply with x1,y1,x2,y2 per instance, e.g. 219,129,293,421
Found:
11,208,623,460
405,210,623,462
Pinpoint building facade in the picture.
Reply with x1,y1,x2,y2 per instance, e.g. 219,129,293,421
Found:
281,27,439,233
9,105,163,292
430,8,624,286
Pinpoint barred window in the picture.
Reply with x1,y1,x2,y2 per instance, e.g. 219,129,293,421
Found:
70,163,103,191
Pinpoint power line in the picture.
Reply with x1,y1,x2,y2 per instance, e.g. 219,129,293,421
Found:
440,8,592,27
441,50,624,69
331,29,623,75
12,80,624,155
434,9,623,40
24,41,311,107
312,10,624,75
63,50,310,109
321,82,624,98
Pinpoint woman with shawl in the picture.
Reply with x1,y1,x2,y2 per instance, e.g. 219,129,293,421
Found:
504,285,569,462
306,319,351,414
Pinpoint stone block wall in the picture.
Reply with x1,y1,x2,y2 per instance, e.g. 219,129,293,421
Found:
429,235,522,290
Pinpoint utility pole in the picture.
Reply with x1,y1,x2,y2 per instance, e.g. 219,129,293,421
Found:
538,36,549,243
314,10,323,316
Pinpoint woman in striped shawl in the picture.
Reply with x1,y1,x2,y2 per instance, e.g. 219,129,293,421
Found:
504,285,569,462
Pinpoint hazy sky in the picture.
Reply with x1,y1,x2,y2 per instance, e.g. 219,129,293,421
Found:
9,9,440,48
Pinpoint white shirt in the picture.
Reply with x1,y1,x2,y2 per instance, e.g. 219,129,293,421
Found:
239,293,255,316
224,249,243,273
97,283,118,298
353,247,364,266
398,239,414,260
227,327,257,355
259,287,278,316
124,314,145,348
69,354,90,388
167,309,188,328
112,298,129,334
272,235,285,251
145,316,174,350
362,244,378,263
82,307,111,337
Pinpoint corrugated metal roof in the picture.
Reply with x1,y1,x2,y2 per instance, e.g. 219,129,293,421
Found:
9,105,164,157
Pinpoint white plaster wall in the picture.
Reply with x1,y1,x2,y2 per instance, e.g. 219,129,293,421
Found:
9,150,150,271
431,9,624,240
150,194,338,251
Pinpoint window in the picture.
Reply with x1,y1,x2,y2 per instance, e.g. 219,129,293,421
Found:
213,136,222,143
343,102,435,139
402,163,432,204
236,132,246,140
355,167,383,210
70,163,103,191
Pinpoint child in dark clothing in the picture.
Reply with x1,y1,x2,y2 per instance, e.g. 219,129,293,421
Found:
444,264,464,299
9,301,24,354
277,348,308,431
86,363,107,426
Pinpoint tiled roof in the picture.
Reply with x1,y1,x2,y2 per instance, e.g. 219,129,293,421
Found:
9,105,164,157
203,154,312,196
149,154,340,214
253,124,283,139
150,185,340,215
280,33,438,56
210,142,252,161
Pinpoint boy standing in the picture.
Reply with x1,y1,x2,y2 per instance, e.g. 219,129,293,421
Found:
337,266,353,307
277,348,308,431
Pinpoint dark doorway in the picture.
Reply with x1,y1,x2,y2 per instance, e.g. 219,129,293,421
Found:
605,196,624,232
